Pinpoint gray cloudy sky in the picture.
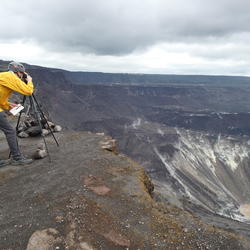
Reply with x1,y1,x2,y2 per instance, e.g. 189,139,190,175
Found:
1,0,250,75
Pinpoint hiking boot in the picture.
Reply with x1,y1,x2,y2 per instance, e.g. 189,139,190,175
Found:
11,156,33,166
0,159,11,167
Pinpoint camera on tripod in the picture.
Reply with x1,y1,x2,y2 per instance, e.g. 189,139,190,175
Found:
22,73,28,84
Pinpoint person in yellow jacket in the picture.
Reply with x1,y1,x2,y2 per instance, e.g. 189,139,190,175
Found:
0,61,34,166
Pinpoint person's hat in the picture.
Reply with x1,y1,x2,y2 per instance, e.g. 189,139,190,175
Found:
8,61,25,73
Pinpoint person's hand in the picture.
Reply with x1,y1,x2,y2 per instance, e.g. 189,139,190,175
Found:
26,74,32,82
9,103,18,109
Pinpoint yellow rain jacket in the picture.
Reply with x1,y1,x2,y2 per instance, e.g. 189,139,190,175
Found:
0,71,34,112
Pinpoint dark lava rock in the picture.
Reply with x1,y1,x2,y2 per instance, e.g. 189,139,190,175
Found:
26,126,42,137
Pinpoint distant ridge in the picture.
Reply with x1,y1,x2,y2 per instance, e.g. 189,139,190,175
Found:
1,59,250,86
65,71,250,86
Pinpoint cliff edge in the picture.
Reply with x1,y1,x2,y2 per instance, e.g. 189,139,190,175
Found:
0,128,249,249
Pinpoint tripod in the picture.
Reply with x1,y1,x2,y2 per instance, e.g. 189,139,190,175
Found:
16,94,59,161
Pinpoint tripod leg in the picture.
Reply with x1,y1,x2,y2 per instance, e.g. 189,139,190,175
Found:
15,95,26,132
32,94,59,147
29,96,52,162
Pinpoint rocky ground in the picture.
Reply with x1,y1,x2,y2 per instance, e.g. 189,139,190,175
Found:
0,117,250,249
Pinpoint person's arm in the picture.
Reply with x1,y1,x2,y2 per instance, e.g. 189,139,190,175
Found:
1,101,17,111
5,72,34,96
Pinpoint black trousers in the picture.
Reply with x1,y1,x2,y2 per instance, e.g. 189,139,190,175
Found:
0,112,21,159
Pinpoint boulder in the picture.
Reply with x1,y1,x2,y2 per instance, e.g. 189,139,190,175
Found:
18,131,29,138
44,121,55,129
100,139,117,154
26,126,42,137
33,149,47,159
26,228,62,250
37,142,45,150
17,124,27,133
33,143,47,159
54,125,62,132
42,129,50,136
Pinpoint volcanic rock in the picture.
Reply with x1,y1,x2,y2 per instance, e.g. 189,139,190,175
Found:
0,130,249,249
18,131,29,138
54,125,62,132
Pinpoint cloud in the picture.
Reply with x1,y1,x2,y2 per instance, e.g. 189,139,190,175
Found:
1,0,250,56
1,0,250,75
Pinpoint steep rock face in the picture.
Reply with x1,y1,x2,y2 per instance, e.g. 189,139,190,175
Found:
154,129,250,216
116,120,250,202
115,120,250,239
